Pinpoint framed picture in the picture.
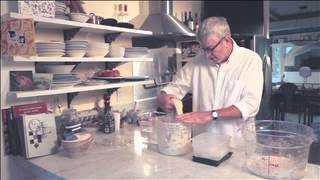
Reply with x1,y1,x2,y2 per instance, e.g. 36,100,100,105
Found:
33,73,53,90
1,17,36,56
10,71,34,91
176,40,201,69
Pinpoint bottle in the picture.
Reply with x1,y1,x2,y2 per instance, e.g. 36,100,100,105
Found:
194,13,199,32
113,4,118,19
188,11,194,31
122,4,130,23
117,4,123,22
100,93,115,134
184,12,188,26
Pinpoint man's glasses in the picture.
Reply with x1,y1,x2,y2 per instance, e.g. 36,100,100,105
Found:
201,36,225,54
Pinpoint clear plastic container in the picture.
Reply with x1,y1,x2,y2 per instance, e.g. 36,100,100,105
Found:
241,120,317,180
139,111,165,145
156,115,192,156
192,132,230,161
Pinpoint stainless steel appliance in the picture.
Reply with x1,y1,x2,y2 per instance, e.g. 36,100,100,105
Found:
233,34,272,119
140,0,196,38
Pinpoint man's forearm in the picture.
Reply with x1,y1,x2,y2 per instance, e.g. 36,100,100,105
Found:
215,105,242,120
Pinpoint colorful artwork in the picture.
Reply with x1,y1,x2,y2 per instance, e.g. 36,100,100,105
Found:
1,17,36,56
18,0,55,18
10,71,34,91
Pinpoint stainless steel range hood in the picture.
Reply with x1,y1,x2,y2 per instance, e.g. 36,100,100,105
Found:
140,0,196,38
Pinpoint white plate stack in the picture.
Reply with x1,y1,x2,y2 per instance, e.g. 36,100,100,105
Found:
86,42,110,57
124,47,149,58
52,74,81,89
65,41,88,57
36,42,66,57
55,1,70,20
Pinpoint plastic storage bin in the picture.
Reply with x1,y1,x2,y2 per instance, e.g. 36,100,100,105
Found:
242,120,317,180
156,115,191,156
192,132,230,161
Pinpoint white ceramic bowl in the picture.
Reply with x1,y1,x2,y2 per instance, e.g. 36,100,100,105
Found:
66,50,86,57
44,64,76,74
87,42,109,48
108,46,125,57
85,49,109,57
69,13,90,23
62,133,94,158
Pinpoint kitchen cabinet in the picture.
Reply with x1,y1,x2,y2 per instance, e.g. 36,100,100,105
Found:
2,12,154,108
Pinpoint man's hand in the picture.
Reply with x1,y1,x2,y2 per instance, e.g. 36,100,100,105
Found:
176,111,212,124
157,91,176,112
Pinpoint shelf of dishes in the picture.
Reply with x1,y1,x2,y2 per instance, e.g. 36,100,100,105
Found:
7,12,152,37
10,79,154,98
12,56,153,62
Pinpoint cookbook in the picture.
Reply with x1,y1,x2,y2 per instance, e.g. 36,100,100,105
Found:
22,113,58,158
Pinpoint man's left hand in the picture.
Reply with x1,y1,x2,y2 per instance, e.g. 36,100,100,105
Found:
176,111,212,124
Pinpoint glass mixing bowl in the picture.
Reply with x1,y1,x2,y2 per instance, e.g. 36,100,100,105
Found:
241,120,317,180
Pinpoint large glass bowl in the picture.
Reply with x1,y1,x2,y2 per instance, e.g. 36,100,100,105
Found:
241,120,317,180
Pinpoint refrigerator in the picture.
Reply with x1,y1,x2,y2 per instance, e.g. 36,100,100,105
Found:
233,34,272,120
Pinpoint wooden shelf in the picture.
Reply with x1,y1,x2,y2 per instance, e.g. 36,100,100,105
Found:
7,13,152,37
12,56,153,62
10,80,154,98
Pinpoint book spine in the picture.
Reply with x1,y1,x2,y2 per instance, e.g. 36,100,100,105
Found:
7,108,19,155
2,109,10,155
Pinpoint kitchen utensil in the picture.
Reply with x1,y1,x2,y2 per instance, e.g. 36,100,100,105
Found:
156,113,192,155
192,152,233,167
241,120,317,180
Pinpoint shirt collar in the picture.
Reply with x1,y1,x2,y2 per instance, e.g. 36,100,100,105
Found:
225,39,239,64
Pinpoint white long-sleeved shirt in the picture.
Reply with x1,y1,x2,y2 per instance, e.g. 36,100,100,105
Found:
162,40,263,138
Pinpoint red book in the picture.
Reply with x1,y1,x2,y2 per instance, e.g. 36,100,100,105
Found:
12,102,48,117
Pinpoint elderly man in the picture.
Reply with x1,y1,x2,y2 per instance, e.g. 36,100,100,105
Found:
157,17,263,144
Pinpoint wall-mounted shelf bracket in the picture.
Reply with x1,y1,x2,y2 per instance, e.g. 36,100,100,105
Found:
106,88,119,96
67,92,79,108
104,33,121,43
143,79,169,89
105,62,126,70
64,28,82,41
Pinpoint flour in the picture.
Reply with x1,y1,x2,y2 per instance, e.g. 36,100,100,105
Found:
246,154,306,179
157,121,191,155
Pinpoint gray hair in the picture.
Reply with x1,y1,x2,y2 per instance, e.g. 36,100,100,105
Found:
198,17,231,41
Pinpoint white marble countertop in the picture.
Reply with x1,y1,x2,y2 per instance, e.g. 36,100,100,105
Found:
16,126,320,179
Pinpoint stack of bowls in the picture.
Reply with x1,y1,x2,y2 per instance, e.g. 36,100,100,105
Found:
124,47,149,58
55,1,69,20
108,46,125,57
65,41,88,57
36,42,65,57
86,42,109,57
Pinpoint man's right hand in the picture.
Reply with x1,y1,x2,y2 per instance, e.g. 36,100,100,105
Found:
157,91,177,112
